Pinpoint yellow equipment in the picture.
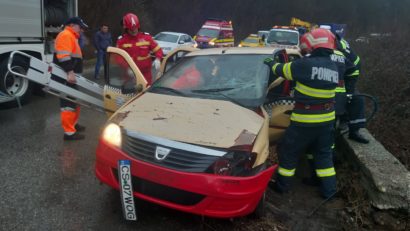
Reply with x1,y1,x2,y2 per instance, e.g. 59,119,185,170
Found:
290,17,317,31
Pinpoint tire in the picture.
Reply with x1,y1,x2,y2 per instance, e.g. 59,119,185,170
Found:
0,56,32,107
251,191,266,219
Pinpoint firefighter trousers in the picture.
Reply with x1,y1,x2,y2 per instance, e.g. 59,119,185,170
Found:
60,82,80,135
347,93,366,132
344,76,366,132
276,124,337,198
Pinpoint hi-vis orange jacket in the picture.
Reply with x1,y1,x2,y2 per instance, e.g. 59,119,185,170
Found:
53,26,83,73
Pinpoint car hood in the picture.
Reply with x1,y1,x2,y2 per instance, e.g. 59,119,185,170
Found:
156,41,177,49
267,43,299,50
111,93,264,149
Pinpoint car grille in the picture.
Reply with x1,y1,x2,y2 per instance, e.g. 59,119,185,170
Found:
113,169,205,206
122,132,221,173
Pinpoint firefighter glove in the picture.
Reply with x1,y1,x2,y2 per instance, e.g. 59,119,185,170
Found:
153,59,161,70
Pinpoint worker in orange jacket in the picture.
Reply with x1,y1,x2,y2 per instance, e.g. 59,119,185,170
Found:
116,13,163,85
53,17,88,141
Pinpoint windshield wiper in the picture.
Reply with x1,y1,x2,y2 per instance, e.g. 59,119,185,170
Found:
150,86,186,96
191,87,234,93
191,88,246,108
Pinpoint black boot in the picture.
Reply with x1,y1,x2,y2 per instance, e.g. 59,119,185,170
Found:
64,133,85,141
348,131,369,144
269,180,289,194
75,124,86,132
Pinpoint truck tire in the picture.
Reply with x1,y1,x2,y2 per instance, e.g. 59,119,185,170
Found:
0,56,32,107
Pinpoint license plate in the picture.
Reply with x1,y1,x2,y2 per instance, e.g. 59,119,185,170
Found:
118,160,137,221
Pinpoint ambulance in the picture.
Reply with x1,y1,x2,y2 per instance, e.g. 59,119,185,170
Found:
194,18,234,48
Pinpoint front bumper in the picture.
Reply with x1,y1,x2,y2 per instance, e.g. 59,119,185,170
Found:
95,139,277,218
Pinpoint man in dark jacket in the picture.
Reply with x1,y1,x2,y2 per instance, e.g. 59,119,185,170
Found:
93,24,112,79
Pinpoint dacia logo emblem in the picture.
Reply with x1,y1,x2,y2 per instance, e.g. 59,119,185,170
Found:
155,146,171,161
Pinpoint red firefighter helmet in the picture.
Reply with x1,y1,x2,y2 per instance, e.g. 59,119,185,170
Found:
122,13,140,31
299,28,335,54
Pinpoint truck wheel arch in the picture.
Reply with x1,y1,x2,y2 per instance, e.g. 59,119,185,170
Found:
0,50,43,107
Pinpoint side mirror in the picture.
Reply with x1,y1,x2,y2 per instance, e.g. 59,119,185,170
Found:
179,40,185,44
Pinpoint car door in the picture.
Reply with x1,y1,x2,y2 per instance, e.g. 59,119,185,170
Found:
156,46,199,79
103,47,148,115
264,49,295,142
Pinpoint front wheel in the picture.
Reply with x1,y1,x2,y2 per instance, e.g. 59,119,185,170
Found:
0,56,32,107
251,191,266,219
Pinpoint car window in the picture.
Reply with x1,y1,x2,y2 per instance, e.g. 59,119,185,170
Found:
107,52,136,89
154,33,179,43
151,54,271,108
184,35,192,42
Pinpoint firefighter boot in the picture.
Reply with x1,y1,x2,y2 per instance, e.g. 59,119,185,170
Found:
348,130,369,144
64,133,85,141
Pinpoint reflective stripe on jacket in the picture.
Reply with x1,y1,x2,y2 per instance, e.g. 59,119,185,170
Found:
338,39,360,77
53,26,83,73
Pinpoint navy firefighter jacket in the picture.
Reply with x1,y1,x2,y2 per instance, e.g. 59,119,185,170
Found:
271,48,339,127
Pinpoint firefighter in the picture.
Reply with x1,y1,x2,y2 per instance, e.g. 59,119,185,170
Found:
304,48,353,186
116,13,163,85
264,28,339,199
322,25,369,144
53,17,88,141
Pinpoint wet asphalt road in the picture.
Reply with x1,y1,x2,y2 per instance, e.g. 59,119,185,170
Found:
0,95,210,231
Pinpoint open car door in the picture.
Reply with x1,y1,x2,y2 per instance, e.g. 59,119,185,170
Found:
156,46,199,80
264,49,296,142
103,47,148,115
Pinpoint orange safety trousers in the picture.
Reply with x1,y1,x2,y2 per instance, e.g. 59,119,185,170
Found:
61,106,80,135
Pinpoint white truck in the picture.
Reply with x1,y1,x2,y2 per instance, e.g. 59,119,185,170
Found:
0,0,77,106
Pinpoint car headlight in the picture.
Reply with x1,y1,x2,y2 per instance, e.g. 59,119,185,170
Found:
102,123,122,147
209,151,257,176
238,44,243,47
209,41,215,46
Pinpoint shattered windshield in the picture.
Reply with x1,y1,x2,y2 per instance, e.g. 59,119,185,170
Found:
267,30,299,45
150,54,271,108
